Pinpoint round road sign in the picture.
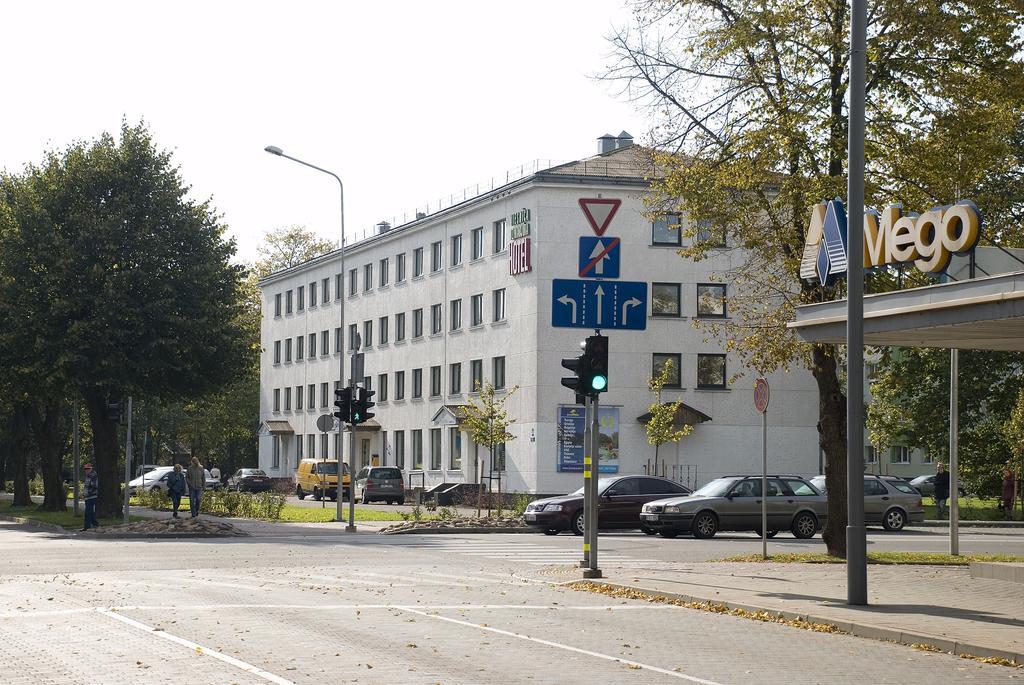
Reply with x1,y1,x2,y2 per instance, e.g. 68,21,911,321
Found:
316,414,337,433
753,378,770,413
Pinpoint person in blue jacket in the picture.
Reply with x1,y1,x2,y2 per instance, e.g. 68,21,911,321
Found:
167,464,187,518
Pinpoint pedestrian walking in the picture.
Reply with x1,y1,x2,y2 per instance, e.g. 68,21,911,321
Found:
1001,468,1016,520
186,457,205,518
167,464,186,518
934,462,950,518
82,463,99,531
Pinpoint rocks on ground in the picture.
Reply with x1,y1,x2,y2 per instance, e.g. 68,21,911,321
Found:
378,515,526,534
81,517,248,537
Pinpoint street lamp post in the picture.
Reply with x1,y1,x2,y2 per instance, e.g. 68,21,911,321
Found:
264,145,352,530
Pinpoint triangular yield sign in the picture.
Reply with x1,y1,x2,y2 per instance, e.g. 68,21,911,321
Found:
578,198,621,236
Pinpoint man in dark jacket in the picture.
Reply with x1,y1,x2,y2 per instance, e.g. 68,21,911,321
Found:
186,457,205,518
167,464,187,518
82,463,99,531
934,463,950,518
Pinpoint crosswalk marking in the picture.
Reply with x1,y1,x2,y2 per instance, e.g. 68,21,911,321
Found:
383,538,658,566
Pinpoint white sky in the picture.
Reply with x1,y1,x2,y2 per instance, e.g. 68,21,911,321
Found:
2,0,651,263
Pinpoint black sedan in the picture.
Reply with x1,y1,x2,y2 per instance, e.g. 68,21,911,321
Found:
524,475,691,535
227,468,272,493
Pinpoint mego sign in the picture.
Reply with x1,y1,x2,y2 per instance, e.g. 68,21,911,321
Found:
800,198,981,286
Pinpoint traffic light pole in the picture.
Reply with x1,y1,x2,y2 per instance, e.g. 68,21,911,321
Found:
583,393,602,579
347,424,356,532
579,396,592,569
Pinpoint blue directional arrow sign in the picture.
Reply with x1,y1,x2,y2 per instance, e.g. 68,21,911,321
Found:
578,236,621,279
551,279,647,330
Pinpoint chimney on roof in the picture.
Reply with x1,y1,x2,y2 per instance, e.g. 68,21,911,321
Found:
616,131,634,149
415,211,427,220
597,133,616,154
376,221,391,234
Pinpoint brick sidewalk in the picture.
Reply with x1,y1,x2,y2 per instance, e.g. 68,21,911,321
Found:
575,561,1024,663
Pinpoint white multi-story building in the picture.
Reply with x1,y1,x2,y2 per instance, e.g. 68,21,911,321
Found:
258,135,822,495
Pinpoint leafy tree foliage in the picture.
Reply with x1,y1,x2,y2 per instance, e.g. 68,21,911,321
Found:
608,0,1024,555
254,225,335,279
645,359,692,463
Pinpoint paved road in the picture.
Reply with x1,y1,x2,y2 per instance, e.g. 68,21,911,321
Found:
2,521,1022,684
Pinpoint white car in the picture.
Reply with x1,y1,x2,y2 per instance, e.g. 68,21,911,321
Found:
128,466,218,495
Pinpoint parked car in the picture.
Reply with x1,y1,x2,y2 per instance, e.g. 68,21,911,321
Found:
127,466,176,495
909,474,966,498
524,475,692,535
640,475,827,539
809,475,925,531
353,466,405,504
228,468,272,493
295,459,351,501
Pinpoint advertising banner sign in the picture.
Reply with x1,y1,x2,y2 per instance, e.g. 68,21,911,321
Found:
557,405,620,473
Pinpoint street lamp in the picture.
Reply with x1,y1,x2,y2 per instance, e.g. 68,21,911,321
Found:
264,145,353,531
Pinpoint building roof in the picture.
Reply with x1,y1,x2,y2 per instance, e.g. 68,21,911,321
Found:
636,402,712,427
264,420,295,435
540,144,659,181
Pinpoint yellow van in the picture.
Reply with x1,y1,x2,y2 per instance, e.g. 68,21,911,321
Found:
295,459,351,501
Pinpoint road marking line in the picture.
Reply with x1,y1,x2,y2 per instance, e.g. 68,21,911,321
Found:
106,603,682,612
97,608,296,685
396,606,724,684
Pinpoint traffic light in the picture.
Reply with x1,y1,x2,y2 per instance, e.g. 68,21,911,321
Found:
334,387,352,423
585,334,609,394
352,387,376,425
561,342,590,405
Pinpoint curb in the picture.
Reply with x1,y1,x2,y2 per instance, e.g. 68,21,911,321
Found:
77,533,247,540
379,527,535,535
579,580,1023,665
913,520,1024,529
0,513,68,534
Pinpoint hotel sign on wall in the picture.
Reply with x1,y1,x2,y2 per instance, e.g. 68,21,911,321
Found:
510,207,532,275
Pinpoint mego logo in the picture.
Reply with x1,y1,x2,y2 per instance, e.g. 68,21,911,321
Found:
800,199,981,286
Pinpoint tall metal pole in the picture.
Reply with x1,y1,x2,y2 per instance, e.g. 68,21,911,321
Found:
347,427,356,532
73,399,80,516
583,394,602,579
579,397,592,569
846,0,869,605
950,349,960,555
122,396,133,525
761,411,768,560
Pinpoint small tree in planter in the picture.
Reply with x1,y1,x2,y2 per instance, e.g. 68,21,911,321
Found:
646,359,692,472
460,382,519,517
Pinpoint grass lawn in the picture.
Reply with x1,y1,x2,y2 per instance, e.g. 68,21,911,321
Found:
0,502,145,529
128,496,428,523
718,551,1024,565
922,496,1015,521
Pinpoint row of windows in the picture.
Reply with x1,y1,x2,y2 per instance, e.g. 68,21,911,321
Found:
273,328,343,364
652,283,726,318
652,353,728,389
864,445,930,465
274,275,343,317
271,357,507,412
652,214,727,248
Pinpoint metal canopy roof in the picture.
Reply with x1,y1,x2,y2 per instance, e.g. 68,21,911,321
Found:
790,271,1024,351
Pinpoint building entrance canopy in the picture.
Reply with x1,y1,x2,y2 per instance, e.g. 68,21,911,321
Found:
789,271,1024,351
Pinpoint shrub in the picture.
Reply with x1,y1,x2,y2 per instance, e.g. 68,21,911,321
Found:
410,504,424,521
28,475,45,496
437,506,457,521
511,492,533,517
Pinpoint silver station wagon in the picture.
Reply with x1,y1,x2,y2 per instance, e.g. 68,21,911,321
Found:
810,475,925,531
640,475,828,539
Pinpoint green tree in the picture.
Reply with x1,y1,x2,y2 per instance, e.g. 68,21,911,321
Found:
0,122,248,517
608,0,1024,556
459,383,519,516
645,359,692,465
254,225,335,278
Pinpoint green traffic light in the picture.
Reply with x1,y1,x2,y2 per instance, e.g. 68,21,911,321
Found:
353,413,361,422
591,375,607,391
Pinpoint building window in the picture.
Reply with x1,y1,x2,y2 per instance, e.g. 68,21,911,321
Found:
413,309,424,338
430,428,442,470
320,433,328,461
697,284,727,318
695,221,727,247
890,445,910,464
471,294,483,326
274,293,282,317
450,299,462,331
865,445,877,464
412,368,423,399
320,382,329,408
493,356,506,389
348,324,358,351
431,304,442,335
308,384,315,408
285,289,293,314
697,353,727,389
363,320,373,348
284,338,292,363
493,288,506,322
362,375,371,392
308,434,316,460
379,257,389,287
653,353,682,388
296,335,304,360
309,281,318,307
493,219,506,253
471,227,484,260
308,332,316,358
295,385,303,411
395,370,405,400
321,330,329,355
335,327,342,353
395,431,405,469
349,268,357,296
470,359,483,392
273,388,280,412
449,427,462,470
450,234,463,267
652,214,682,246
412,430,423,469
327,276,334,302
396,312,406,342
378,373,388,402
297,285,305,311
363,264,373,292
430,365,442,397
273,340,281,365
652,283,681,317
396,253,406,282
450,362,462,395
921,450,934,464
431,241,442,272
284,387,292,411
413,247,423,277
272,436,280,468
493,442,506,472
378,316,389,345
296,434,303,461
